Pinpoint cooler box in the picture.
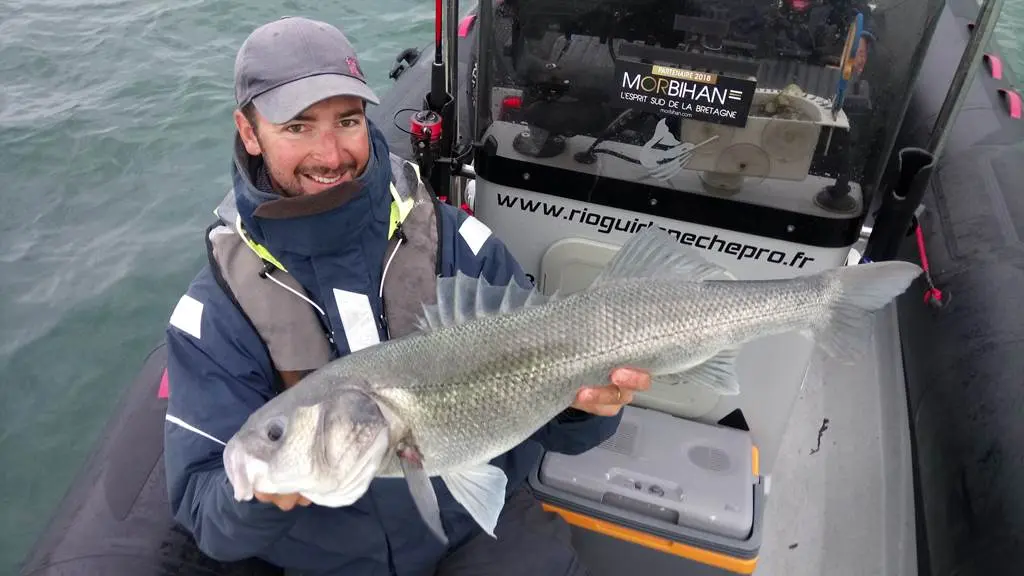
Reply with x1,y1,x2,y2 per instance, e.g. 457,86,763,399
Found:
529,405,765,575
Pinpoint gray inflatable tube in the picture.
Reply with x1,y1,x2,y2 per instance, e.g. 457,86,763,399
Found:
892,0,1024,574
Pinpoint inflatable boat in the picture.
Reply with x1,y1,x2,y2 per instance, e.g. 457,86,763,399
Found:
18,0,1023,574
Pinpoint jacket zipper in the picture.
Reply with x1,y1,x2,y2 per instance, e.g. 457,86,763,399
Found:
378,224,406,341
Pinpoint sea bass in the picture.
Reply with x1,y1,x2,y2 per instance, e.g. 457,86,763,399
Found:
222,227,922,544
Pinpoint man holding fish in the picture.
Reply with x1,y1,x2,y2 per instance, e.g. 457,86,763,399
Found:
162,16,651,576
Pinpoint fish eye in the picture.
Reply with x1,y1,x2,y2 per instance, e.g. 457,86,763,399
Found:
266,419,285,442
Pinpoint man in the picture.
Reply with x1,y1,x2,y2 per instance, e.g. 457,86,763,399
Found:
777,0,873,73
162,16,650,576
719,0,872,73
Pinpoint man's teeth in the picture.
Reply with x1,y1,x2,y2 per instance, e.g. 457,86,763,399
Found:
308,173,342,184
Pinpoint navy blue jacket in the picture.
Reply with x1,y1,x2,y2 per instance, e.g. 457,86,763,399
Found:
162,120,621,576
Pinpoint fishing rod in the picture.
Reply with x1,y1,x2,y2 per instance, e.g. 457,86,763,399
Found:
862,0,1004,264
408,0,461,206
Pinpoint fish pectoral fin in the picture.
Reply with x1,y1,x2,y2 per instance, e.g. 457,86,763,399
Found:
398,444,449,545
589,227,734,288
441,463,508,539
415,271,552,332
658,348,741,395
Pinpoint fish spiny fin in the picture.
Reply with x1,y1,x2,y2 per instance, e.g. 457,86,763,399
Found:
590,227,733,288
416,271,552,332
441,464,508,538
475,272,506,318
421,305,442,332
499,278,533,312
453,272,478,325
810,260,922,364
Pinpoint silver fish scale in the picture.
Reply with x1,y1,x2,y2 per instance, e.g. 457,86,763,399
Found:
339,274,835,477
364,296,592,475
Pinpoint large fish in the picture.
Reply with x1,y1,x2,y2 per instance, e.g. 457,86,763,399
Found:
222,227,922,544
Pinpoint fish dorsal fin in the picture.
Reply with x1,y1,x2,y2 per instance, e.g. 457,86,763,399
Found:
590,227,734,288
415,272,553,332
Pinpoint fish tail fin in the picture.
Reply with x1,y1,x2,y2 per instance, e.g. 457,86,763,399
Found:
589,226,735,288
810,261,922,363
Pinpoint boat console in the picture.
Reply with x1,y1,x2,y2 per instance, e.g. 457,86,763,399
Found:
464,0,945,573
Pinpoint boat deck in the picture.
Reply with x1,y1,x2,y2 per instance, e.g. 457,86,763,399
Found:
757,300,918,575
531,244,922,576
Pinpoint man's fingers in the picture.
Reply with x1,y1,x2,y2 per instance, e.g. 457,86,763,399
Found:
571,369,652,416
611,368,652,391
583,403,625,417
253,491,309,511
579,384,635,406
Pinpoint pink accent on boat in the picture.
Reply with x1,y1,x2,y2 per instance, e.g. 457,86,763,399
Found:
984,53,1003,80
998,89,1022,119
458,14,476,37
158,368,169,399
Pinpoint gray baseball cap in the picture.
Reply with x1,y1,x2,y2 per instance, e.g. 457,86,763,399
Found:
234,16,380,124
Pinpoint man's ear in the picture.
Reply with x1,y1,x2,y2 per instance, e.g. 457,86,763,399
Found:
234,108,262,156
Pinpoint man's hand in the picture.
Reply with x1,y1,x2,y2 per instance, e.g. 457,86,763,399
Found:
853,41,869,74
571,367,651,416
254,491,311,511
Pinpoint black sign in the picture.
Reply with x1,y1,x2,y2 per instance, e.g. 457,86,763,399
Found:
611,59,757,128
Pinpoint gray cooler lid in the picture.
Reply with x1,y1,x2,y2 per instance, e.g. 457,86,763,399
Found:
539,405,756,540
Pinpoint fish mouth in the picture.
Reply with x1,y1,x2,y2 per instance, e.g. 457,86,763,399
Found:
224,440,264,502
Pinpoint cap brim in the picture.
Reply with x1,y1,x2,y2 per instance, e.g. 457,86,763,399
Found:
252,74,381,124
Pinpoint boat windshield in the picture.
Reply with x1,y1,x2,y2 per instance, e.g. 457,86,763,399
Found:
470,0,943,217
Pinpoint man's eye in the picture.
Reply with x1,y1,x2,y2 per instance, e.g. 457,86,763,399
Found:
285,124,305,134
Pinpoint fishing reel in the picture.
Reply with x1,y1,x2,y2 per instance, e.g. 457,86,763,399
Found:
409,109,443,181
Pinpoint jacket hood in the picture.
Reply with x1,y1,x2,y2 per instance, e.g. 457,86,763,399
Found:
229,119,393,263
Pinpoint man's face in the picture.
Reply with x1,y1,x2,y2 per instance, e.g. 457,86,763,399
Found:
235,94,371,197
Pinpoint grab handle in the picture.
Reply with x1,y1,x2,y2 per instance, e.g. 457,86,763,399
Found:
998,88,1021,119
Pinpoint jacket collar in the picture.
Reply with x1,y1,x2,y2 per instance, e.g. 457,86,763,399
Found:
228,119,393,263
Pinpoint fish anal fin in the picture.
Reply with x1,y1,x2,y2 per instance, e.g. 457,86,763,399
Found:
654,347,742,396
441,463,508,538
